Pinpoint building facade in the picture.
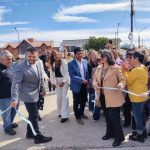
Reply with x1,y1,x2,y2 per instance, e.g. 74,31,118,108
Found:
61,38,121,51
3,38,54,58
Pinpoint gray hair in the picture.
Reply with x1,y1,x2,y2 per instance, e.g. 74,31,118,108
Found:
0,50,13,60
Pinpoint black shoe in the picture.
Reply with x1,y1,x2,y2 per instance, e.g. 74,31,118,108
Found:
11,123,18,129
26,134,35,139
112,139,122,147
143,130,147,139
130,133,145,143
102,134,114,140
38,115,42,121
4,128,16,135
76,118,84,125
34,134,52,144
123,123,131,128
129,131,137,139
93,118,99,122
60,118,68,123
81,114,88,119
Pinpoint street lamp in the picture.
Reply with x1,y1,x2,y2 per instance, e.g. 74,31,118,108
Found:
138,27,147,48
115,32,117,47
14,27,21,56
116,23,120,50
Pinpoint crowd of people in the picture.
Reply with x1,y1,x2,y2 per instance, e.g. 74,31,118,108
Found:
0,42,150,147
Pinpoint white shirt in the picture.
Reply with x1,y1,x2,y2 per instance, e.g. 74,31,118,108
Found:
38,59,49,80
76,59,85,79
27,61,39,78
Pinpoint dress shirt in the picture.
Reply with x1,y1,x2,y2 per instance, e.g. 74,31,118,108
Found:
76,59,85,79
27,61,39,78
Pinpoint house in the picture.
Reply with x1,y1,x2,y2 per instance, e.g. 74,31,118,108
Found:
61,38,121,51
3,38,54,58
3,42,19,58
61,39,89,51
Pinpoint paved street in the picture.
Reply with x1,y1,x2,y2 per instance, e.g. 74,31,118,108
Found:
0,91,150,150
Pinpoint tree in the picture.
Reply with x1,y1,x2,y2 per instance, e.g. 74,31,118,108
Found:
83,36,108,51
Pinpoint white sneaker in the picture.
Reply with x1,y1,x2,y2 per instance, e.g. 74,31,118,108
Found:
53,90,56,94
49,91,53,95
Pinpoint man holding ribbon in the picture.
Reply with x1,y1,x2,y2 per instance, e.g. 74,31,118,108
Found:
11,47,52,144
0,50,18,136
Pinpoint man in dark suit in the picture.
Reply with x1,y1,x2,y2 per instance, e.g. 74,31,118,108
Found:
68,47,89,125
11,47,52,144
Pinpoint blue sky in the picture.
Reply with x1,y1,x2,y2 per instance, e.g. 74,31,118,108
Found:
0,0,150,47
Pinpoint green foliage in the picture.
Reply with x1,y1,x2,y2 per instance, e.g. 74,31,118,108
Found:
83,36,108,51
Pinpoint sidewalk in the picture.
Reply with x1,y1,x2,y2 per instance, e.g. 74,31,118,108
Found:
0,91,150,150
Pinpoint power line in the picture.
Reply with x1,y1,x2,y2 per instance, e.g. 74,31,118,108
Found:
120,12,128,26
133,12,138,32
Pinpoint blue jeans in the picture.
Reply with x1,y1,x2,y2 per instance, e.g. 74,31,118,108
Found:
0,98,17,130
88,93,95,112
132,102,145,134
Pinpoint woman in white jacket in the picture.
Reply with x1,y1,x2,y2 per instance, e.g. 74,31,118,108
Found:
50,51,70,123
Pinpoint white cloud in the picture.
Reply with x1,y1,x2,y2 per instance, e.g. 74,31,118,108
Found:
0,21,30,26
53,0,150,23
13,27,32,31
60,2,129,15
0,6,10,21
53,14,96,23
53,2,130,23
135,0,150,12
0,6,30,26
0,28,150,48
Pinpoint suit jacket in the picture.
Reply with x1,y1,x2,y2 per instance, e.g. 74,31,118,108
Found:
11,60,45,103
93,64,126,108
68,59,89,93
50,59,70,85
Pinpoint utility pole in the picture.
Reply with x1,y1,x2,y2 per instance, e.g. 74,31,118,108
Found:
130,0,134,49
142,39,144,47
14,27,21,57
115,32,117,49
116,23,120,50
138,27,147,48
138,35,140,48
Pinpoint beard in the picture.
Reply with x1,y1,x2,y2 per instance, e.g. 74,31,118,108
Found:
28,60,36,65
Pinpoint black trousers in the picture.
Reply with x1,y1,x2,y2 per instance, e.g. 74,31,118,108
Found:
48,82,55,92
72,84,88,119
24,102,41,136
123,94,132,125
100,94,124,140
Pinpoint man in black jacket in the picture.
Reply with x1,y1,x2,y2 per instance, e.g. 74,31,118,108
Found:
0,50,18,135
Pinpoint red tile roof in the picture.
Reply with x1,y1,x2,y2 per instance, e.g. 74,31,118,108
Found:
23,38,53,47
4,42,19,49
4,38,53,49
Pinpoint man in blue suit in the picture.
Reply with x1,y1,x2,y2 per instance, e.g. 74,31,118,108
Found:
68,47,89,125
